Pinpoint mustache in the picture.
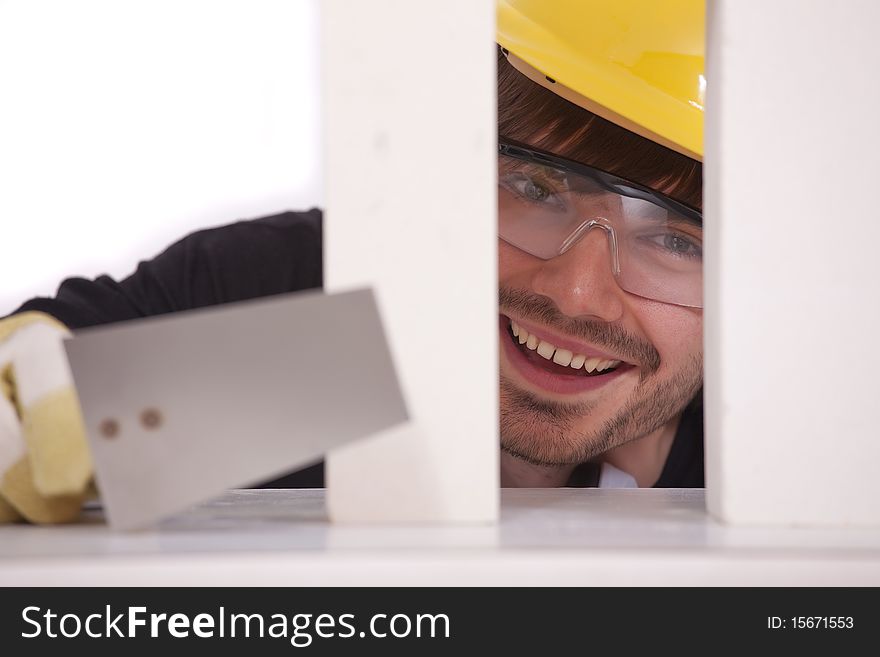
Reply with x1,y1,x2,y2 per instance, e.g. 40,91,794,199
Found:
499,287,661,374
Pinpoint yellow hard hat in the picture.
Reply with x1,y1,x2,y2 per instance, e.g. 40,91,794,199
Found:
497,0,705,160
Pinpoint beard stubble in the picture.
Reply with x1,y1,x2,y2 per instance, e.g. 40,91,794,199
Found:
499,287,703,467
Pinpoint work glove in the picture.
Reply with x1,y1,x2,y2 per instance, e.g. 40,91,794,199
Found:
0,312,93,523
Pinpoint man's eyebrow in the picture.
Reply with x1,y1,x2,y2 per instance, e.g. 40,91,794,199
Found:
500,159,568,183
569,185,703,224
618,204,703,228
521,161,568,181
666,213,703,228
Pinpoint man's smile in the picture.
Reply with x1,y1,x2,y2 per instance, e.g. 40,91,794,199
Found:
499,314,636,396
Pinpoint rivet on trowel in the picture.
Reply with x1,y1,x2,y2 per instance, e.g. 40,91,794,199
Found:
140,407,162,430
99,419,120,439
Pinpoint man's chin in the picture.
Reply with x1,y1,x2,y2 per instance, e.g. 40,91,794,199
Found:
499,373,607,426
499,375,615,465
500,355,705,468
500,442,578,469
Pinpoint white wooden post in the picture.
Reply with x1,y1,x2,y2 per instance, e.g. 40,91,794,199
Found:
705,0,880,525
322,0,498,523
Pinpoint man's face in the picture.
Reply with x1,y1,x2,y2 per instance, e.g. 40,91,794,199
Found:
497,145,703,468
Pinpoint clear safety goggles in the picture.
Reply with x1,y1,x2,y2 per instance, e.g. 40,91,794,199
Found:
498,138,703,308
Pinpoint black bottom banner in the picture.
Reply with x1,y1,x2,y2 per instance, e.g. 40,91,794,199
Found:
0,587,872,654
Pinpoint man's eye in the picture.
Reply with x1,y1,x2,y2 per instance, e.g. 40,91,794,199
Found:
658,233,702,259
500,173,564,209
520,178,550,201
637,232,702,260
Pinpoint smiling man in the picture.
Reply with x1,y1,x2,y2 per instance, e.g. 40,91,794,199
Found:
495,0,705,489
0,0,705,523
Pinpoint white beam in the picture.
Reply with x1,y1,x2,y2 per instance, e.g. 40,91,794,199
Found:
705,0,880,525
322,0,498,523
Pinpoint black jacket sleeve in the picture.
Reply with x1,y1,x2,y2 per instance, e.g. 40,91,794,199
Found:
11,208,326,488
12,209,324,329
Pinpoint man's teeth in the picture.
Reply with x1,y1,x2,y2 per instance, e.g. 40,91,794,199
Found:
536,340,555,359
552,349,573,366
510,320,621,373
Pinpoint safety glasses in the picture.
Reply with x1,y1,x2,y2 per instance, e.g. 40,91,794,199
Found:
498,138,703,308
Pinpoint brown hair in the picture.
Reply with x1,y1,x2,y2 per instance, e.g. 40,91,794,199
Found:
497,49,702,210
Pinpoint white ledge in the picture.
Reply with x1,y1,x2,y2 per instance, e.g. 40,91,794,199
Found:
2,489,880,586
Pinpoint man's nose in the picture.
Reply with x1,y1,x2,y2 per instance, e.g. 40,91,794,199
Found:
530,225,625,322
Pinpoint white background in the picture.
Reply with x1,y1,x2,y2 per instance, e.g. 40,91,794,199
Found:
0,0,321,315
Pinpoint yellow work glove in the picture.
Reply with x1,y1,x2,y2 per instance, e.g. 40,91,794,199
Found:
0,312,93,523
